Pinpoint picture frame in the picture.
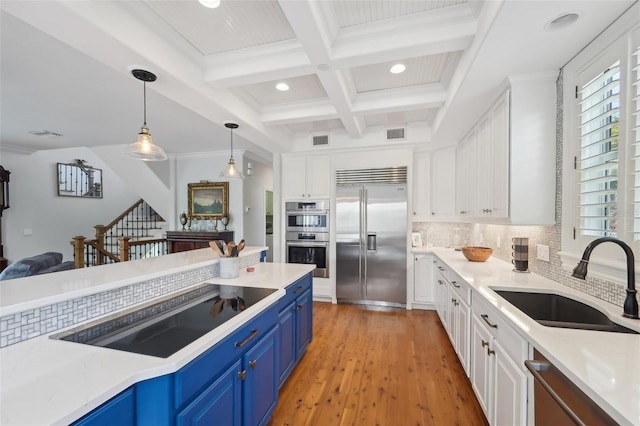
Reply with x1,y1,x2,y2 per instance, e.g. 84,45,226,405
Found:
411,232,423,247
187,181,229,219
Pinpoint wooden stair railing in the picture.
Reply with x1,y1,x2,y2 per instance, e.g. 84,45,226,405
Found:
71,199,168,268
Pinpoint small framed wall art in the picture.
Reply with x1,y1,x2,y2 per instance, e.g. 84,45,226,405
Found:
187,181,229,219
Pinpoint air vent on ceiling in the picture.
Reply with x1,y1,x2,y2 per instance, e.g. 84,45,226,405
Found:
29,130,62,138
312,135,329,146
386,127,406,141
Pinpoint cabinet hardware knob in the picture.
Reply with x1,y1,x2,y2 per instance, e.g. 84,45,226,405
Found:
481,314,498,328
431,212,435,215
481,340,489,348
249,360,257,369
238,370,247,380
452,281,460,288
487,348,495,356
295,304,304,312
294,285,304,294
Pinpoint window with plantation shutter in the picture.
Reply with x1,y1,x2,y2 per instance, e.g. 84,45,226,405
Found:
561,8,640,280
631,38,640,241
577,61,620,238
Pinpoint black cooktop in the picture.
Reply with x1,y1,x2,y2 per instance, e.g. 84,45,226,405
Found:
54,285,277,358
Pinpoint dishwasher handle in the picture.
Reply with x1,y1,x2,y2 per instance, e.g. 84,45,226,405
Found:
524,360,587,426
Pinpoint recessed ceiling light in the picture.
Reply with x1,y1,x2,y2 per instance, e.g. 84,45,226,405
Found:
276,82,290,91
390,63,406,74
198,0,221,8
545,12,580,31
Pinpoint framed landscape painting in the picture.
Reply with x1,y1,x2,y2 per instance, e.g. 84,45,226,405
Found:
187,182,229,219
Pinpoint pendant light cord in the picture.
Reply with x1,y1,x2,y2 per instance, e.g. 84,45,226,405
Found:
143,81,147,126
230,128,234,160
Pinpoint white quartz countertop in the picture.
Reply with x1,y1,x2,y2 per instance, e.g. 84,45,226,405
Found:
418,247,640,426
0,246,264,316
0,260,315,425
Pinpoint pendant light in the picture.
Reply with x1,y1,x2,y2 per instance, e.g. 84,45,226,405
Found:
219,122,244,179
125,69,168,161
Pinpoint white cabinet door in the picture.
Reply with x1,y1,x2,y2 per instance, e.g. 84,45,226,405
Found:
282,156,307,200
455,131,477,219
412,152,431,219
435,273,448,325
475,116,492,217
471,315,493,421
282,155,331,200
413,254,435,305
490,91,510,219
493,340,527,426
306,155,331,199
431,146,456,218
456,300,471,376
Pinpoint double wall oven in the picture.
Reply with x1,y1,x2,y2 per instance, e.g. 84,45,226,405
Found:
285,201,329,278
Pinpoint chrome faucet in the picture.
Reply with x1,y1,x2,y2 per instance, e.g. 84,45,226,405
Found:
572,237,639,319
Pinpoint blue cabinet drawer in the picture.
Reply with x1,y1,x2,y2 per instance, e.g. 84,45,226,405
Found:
175,304,278,407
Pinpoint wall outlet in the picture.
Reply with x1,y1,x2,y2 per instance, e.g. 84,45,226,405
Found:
497,235,501,248
537,244,550,262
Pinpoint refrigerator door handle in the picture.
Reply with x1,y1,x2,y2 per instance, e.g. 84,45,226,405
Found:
362,188,368,298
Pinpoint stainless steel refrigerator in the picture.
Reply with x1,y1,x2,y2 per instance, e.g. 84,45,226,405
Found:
336,171,407,307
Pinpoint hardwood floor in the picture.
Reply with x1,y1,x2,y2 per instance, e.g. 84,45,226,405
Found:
269,302,489,426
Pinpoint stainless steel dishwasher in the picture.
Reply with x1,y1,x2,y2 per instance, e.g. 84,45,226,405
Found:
525,349,617,426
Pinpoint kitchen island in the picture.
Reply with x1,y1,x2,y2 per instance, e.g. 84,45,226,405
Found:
0,247,314,425
416,247,640,425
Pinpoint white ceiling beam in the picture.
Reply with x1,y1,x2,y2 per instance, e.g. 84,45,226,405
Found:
352,84,447,115
261,83,445,125
203,40,313,89
278,0,365,138
262,99,339,125
332,7,476,69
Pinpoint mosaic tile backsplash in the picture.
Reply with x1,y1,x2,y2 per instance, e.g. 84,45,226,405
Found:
414,69,628,309
0,252,262,348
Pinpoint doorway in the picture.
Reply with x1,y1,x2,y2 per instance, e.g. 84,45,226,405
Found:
265,189,273,262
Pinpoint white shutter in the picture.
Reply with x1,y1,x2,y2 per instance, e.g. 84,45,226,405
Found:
577,61,621,238
631,36,640,240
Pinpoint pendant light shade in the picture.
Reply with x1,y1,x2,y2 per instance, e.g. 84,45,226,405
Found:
126,69,168,161
220,123,244,179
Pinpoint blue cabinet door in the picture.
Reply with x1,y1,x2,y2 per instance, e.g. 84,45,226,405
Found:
277,300,296,387
72,388,134,426
176,359,242,426
243,326,278,426
295,288,312,360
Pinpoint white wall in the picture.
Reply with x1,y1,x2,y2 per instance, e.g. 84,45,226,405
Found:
0,148,139,262
242,158,273,248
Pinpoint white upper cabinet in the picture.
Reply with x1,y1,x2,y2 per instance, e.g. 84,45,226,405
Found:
430,146,456,219
413,147,455,221
456,128,478,219
282,154,331,200
412,151,431,220
455,72,557,225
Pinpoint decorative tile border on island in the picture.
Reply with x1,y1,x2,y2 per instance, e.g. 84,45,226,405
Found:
0,252,261,348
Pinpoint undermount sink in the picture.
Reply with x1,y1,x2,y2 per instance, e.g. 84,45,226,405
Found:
493,290,639,334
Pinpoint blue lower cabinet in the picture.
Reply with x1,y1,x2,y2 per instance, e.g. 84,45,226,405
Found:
277,301,296,386
176,360,242,426
277,272,313,388
243,326,279,426
71,387,134,426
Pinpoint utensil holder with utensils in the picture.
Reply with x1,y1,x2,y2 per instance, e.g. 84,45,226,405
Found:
209,239,245,278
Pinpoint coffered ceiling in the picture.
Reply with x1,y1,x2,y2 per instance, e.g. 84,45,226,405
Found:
0,0,635,160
